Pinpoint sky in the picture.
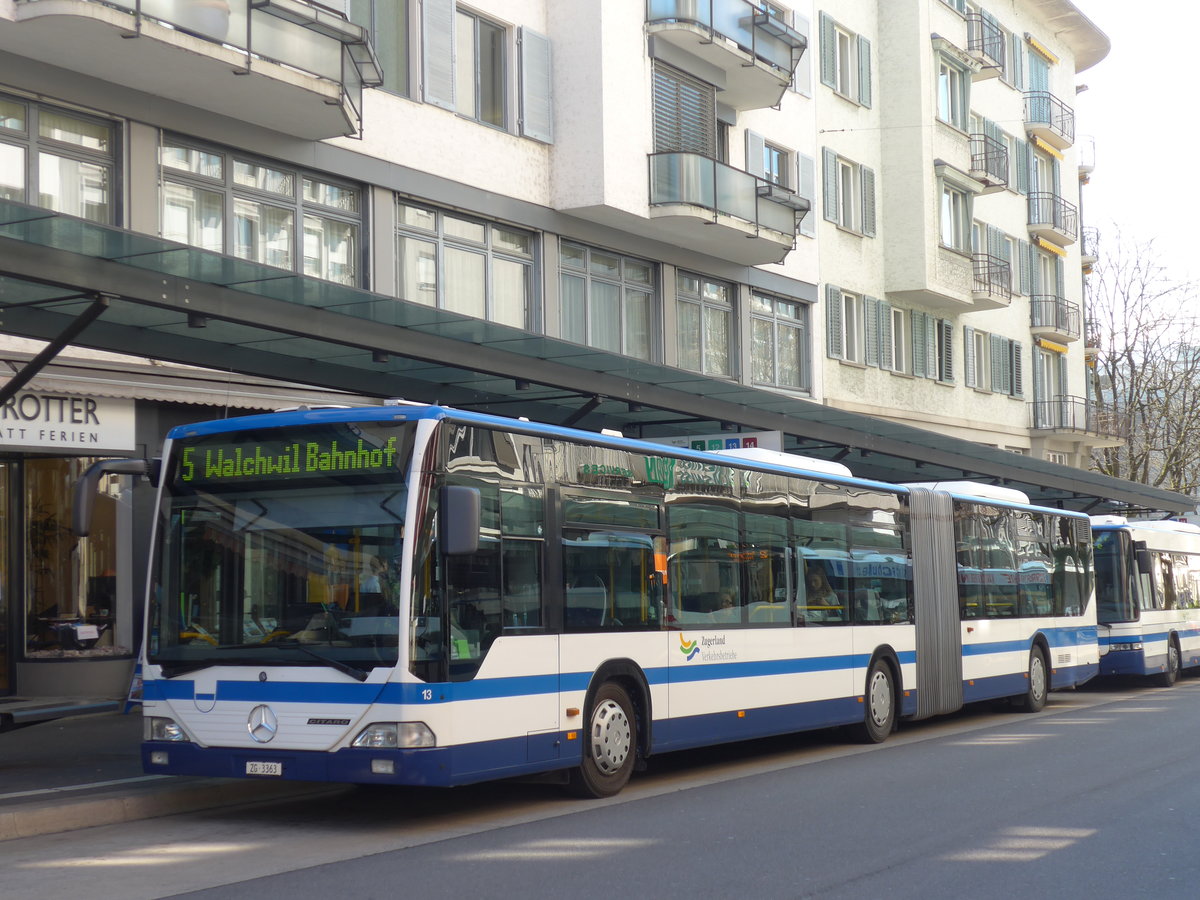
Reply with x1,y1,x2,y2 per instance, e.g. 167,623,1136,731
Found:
1072,1,1200,283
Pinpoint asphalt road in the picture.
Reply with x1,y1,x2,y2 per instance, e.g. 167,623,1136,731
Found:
4,679,1199,900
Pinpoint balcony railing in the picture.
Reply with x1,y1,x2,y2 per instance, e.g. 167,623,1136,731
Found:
647,0,806,76
969,132,1008,188
1030,396,1129,441
1028,192,1078,244
966,13,1004,71
1084,317,1101,352
649,151,804,238
1030,296,1081,340
1024,90,1075,149
1080,225,1099,264
972,253,1012,303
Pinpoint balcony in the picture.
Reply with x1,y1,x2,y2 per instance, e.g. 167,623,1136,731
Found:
649,152,807,265
1084,317,1101,359
966,13,1003,80
3,0,381,139
1030,396,1128,442
972,253,1011,309
1023,90,1075,150
646,0,806,110
1028,192,1078,246
1078,134,1096,178
969,133,1008,192
1030,296,1081,342
1080,225,1099,271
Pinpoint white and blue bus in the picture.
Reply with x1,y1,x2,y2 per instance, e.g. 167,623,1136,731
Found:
1091,516,1200,685
77,405,1097,797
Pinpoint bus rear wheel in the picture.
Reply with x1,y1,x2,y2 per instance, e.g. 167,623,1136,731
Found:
852,659,895,743
1156,639,1181,687
1014,646,1048,713
569,682,636,798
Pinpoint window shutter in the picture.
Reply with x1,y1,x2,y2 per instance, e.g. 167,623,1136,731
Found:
798,153,816,237
1033,346,1046,402
653,64,716,156
986,224,1001,260
1012,342,1024,397
990,333,1005,390
939,319,954,383
1018,239,1031,294
1055,256,1065,298
1011,40,1024,90
912,311,928,377
879,301,894,371
1030,247,1043,294
793,13,813,96
864,296,880,366
819,12,837,89
964,326,977,388
518,28,553,144
826,284,844,359
745,130,767,179
422,0,456,110
822,147,839,222
1015,139,1029,195
857,35,872,108
860,165,876,237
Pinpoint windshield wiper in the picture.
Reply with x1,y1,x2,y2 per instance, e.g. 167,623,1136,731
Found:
273,640,370,682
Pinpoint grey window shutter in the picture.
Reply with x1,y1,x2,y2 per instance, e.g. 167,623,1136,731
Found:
519,27,553,143
986,224,1001,259
798,153,816,237
1012,342,1024,397
879,301,894,370
826,284,844,359
422,0,456,111
1055,256,1065,298
857,35,872,108
1030,247,1043,294
819,12,837,89
1011,41,1023,90
1015,139,1030,195
860,165,876,237
990,333,1005,390
745,130,767,179
964,326,977,388
864,296,880,366
912,311,928,378
793,13,813,96
939,319,954,382
1018,239,1031,294
1032,346,1046,401
653,64,716,155
1052,157,1061,196
822,147,839,222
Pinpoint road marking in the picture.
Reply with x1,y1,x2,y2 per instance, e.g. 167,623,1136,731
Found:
0,775,168,801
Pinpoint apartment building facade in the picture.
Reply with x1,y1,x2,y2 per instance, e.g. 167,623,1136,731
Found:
0,0,1156,701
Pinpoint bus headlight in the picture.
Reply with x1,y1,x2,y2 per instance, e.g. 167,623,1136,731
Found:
145,717,191,742
1110,642,1144,652
352,722,436,749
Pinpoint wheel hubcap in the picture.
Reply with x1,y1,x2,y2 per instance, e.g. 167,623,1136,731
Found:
590,699,631,775
868,670,891,727
1031,655,1046,701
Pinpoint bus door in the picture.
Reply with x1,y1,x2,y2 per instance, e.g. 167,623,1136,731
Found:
907,488,964,718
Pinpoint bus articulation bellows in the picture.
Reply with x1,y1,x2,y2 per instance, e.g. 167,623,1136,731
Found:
77,404,1098,797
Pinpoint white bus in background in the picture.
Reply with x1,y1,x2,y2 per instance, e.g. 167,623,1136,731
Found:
75,406,1098,798
1091,516,1200,685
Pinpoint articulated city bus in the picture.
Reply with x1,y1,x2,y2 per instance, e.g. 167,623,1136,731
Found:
1091,516,1200,685
77,404,1097,797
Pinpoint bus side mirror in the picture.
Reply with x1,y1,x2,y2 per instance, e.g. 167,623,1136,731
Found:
72,458,158,537
1133,540,1153,576
440,485,481,556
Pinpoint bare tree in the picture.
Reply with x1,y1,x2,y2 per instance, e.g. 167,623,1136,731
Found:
1088,229,1200,497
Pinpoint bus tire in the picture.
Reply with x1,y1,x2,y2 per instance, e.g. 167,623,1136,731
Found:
569,681,636,798
1014,645,1048,713
1157,638,1181,687
852,659,895,744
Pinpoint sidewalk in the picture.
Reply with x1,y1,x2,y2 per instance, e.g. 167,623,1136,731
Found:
0,708,338,841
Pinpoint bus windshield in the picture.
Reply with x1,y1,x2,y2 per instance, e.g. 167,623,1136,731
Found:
1094,530,1138,624
149,420,416,677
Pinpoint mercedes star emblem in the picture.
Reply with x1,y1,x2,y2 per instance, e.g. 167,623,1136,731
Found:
247,704,278,743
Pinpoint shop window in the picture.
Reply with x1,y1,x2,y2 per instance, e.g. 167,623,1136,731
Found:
24,458,128,659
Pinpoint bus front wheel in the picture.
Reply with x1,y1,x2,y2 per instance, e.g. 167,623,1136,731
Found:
569,681,636,798
1014,646,1048,713
1157,638,1181,687
852,659,895,743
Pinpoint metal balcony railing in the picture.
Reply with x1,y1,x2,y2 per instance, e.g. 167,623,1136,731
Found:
1029,396,1128,440
646,0,806,76
1084,317,1102,350
1024,90,1075,146
972,253,1012,302
1028,192,1078,242
649,151,805,238
1030,296,1081,339
966,13,1005,68
1081,225,1100,260
969,132,1008,187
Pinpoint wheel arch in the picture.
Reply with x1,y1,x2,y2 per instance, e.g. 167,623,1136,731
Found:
866,644,904,714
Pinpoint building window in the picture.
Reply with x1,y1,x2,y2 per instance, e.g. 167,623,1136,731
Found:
879,303,907,373
349,0,410,97
825,284,867,364
936,57,970,130
964,326,991,389
940,184,970,251
751,292,810,391
161,138,361,285
988,333,1024,396
395,200,534,328
763,142,790,187
0,95,116,223
560,241,656,360
677,272,733,377
456,9,506,127
912,311,954,382
819,12,871,107
822,149,875,236
653,63,716,156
